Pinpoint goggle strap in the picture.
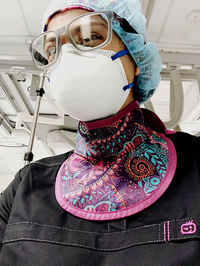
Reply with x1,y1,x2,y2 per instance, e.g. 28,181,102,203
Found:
111,49,129,61
123,82,134,91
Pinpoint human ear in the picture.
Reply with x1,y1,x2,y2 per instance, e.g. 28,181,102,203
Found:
135,67,140,76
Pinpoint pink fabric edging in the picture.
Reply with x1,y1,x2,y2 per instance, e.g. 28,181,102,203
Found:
55,135,177,221
165,129,176,135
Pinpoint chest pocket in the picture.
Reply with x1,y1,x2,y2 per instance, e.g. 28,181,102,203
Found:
2,217,200,251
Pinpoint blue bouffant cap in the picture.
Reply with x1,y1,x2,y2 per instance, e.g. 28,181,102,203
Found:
42,0,163,103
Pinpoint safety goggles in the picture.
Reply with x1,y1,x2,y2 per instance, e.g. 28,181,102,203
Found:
30,11,138,70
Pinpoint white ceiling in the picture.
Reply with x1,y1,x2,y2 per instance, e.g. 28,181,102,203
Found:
0,0,200,191
145,0,200,52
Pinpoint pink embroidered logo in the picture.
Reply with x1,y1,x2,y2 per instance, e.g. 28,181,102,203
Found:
181,220,197,235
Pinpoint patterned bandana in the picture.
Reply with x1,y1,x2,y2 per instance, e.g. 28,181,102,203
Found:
55,101,177,220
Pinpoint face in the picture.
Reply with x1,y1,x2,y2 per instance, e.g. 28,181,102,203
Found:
47,9,139,109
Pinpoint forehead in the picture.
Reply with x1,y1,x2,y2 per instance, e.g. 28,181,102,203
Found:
47,9,90,31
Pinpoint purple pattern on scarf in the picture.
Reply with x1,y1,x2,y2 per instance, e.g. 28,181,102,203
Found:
55,101,173,219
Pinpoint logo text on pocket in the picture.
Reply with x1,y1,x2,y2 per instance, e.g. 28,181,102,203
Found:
181,220,197,235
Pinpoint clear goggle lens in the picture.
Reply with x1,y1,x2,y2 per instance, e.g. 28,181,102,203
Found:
31,31,57,68
31,13,109,68
68,13,109,49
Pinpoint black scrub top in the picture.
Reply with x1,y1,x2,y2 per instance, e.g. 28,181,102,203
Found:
0,132,200,266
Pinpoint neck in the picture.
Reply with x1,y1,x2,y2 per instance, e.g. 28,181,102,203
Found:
119,88,134,112
75,101,153,164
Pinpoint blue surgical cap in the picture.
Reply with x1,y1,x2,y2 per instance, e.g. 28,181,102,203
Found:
42,0,163,103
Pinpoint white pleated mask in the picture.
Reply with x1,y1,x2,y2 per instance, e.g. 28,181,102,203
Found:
49,44,132,122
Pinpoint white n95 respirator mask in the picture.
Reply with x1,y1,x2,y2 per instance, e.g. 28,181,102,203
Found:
49,44,134,122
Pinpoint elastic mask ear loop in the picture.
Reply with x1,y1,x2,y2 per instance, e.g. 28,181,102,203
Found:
111,49,134,91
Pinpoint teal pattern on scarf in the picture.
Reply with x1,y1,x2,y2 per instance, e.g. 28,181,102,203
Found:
57,102,169,214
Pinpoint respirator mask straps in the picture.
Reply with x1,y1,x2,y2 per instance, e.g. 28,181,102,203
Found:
111,48,135,91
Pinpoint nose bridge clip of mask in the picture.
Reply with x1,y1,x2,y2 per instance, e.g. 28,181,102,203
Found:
62,44,97,58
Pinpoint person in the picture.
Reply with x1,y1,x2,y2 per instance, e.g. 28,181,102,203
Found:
0,0,200,265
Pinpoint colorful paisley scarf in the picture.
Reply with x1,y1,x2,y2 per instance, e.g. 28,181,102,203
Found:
55,101,177,220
